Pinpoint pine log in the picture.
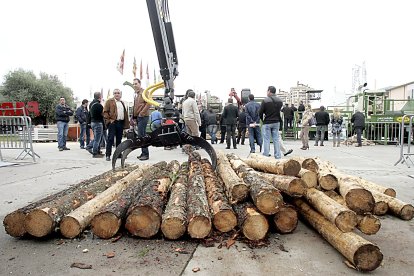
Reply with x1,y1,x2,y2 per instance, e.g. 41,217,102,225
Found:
338,176,375,215
272,205,298,234
201,159,237,233
290,157,319,173
60,165,148,238
243,153,301,176
217,151,249,203
228,154,284,215
3,166,138,238
318,168,338,191
186,153,212,239
372,200,389,216
293,198,383,272
161,163,189,240
233,202,269,241
297,168,318,188
256,172,306,197
125,161,180,238
306,188,357,232
24,169,133,238
324,191,381,235
370,190,414,220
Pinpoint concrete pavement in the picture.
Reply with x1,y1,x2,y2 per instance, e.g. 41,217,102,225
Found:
1,139,413,275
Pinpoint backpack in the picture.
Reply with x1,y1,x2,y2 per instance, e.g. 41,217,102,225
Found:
309,116,317,126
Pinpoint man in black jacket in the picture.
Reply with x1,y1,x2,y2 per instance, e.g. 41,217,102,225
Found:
222,98,239,149
55,97,73,151
259,86,283,159
314,106,330,146
75,99,90,149
351,109,365,147
88,92,105,158
236,107,247,145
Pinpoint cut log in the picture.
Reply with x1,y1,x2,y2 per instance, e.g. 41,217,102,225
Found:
125,161,180,238
293,198,383,272
371,190,414,220
227,154,284,215
256,172,306,197
306,188,357,232
372,200,389,216
324,190,381,235
272,205,298,234
337,176,375,215
318,168,338,191
297,168,318,188
161,163,189,240
290,157,319,173
186,153,212,239
243,153,301,176
217,151,249,203
201,159,237,233
24,169,134,238
3,166,138,237
233,202,269,241
60,165,148,238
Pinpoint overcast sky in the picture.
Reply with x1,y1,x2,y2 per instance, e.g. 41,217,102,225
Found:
1,0,413,105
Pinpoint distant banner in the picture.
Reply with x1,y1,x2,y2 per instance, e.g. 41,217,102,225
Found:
0,102,40,116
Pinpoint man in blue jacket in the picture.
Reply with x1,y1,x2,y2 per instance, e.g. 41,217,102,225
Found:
245,94,262,153
55,97,73,151
75,99,90,149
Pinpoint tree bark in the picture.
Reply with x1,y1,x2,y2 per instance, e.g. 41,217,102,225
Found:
243,153,301,176
216,151,249,203
186,153,212,239
306,188,357,232
233,202,269,241
256,172,306,197
23,169,134,238
161,163,189,240
201,159,237,233
3,166,138,237
324,190,381,235
292,198,383,272
290,157,319,173
228,154,284,215
125,161,180,238
370,190,414,220
272,205,298,234
297,168,318,188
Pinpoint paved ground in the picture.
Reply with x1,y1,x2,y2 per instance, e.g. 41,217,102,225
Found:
1,140,413,276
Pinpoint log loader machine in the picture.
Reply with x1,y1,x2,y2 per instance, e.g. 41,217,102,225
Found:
112,0,217,170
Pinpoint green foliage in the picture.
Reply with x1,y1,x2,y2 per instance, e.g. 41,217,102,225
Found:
0,69,74,124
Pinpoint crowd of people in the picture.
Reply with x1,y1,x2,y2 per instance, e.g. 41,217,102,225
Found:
55,81,366,161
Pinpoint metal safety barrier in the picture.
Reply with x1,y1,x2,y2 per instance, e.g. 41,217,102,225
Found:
0,107,39,162
394,114,414,168
365,121,401,145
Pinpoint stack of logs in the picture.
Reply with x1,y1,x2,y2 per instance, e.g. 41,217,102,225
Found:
3,151,414,272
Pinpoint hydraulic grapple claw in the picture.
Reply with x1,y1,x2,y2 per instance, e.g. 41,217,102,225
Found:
112,139,133,170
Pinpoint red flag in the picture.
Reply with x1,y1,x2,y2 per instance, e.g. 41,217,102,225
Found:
132,57,137,78
139,59,143,80
117,49,125,75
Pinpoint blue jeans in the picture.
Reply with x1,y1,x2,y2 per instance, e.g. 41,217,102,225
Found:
262,122,281,159
315,125,327,145
248,126,262,153
79,123,90,148
57,121,69,149
207,125,218,143
91,122,103,155
137,116,149,157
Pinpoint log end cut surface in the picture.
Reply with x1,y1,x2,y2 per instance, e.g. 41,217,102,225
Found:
319,174,338,191
345,189,375,215
91,213,121,239
400,204,414,220
231,184,249,203
213,210,237,233
256,193,281,215
60,216,82,238
3,212,26,237
188,216,211,239
358,215,381,235
25,209,54,238
243,213,269,241
373,201,388,216
335,211,358,232
284,160,301,176
273,207,298,234
354,244,383,272
161,217,187,240
125,206,161,238
290,179,307,196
